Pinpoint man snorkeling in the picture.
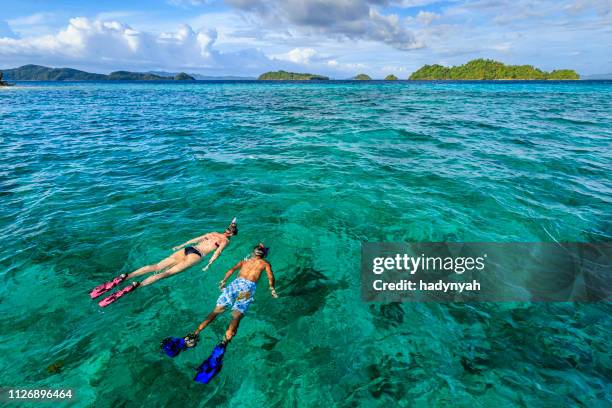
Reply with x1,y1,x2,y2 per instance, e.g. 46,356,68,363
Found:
161,243,277,383
192,243,278,344
90,218,238,307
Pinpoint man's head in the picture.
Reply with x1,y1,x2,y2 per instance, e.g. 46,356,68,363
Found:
253,243,269,258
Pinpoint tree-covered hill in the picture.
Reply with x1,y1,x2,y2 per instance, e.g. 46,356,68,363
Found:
0,72,10,86
2,65,107,80
409,59,579,80
354,73,372,80
258,70,329,80
1,65,196,81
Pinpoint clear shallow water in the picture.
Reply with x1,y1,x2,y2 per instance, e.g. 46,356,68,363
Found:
0,81,610,407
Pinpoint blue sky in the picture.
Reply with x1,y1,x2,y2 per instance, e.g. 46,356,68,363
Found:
1,0,610,77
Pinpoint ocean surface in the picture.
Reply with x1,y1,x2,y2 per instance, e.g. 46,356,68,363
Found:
0,80,610,407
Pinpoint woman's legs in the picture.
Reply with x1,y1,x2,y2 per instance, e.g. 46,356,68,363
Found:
139,254,201,287
125,249,186,280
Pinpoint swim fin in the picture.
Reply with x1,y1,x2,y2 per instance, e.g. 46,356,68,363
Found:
98,282,139,307
161,333,199,358
194,343,226,384
161,337,186,357
90,274,127,299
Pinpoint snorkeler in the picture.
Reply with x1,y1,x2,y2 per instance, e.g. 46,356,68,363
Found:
161,243,277,383
193,243,278,343
90,218,238,307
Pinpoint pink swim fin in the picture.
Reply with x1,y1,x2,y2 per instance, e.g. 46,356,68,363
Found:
98,282,139,307
90,274,127,299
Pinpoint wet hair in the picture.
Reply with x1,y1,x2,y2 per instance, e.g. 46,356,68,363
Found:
226,224,238,236
253,244,269,258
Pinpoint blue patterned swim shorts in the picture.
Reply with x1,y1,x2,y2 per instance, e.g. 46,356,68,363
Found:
216,278,257,314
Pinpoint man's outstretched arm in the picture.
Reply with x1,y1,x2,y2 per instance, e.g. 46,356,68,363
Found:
266,263,278,298
219,261,243,288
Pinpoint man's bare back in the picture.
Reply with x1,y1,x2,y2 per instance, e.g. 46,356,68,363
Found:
192,243,277,344
235,257,271,283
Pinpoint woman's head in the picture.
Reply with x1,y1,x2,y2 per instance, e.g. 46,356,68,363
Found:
225,224,238,236
225,218,238,236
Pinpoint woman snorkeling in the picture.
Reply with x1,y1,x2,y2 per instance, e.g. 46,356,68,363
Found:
90,218,238,307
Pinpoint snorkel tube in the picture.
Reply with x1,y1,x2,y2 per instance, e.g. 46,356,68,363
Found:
226,217,238,236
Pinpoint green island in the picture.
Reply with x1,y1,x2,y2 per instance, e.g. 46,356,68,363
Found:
0,72,11,86
354,73,372,80
384,74,398,80
409,59,579,80
258,70,329,80
1,65,195,81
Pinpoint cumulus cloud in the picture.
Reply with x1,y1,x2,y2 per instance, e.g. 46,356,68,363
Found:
275,47,318,64
225,0,421,50
0,18,213,63
0,17,286,75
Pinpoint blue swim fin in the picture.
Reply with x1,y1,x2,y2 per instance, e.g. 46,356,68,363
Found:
194,343,227,384
161,333,199,358
161,337,186,357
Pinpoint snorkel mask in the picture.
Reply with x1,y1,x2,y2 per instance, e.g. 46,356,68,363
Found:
253,243,269,258
225,217,238,236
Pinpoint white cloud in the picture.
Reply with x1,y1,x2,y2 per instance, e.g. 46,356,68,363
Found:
381,64,410,73
0,17,284,75
0,17,216,65
275,47,318,64
2,0,611,77
490,41,512,52
417,11,440,25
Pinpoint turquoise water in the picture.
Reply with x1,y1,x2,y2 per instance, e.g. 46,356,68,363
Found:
0,81,610,407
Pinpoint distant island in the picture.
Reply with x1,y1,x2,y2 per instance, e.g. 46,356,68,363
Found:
384,74,398,80
0,72,11,86
409,59,579,80
582,73,612,80
1,65,195,81
147,70,254,80
258,70,329,80
354,74,371,80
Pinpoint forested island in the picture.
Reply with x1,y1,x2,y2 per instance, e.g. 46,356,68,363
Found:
0,72,11,86
384,74,398,80
409,59,579,80
354,74,372,80
258,70,329,80
1,65,195,81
